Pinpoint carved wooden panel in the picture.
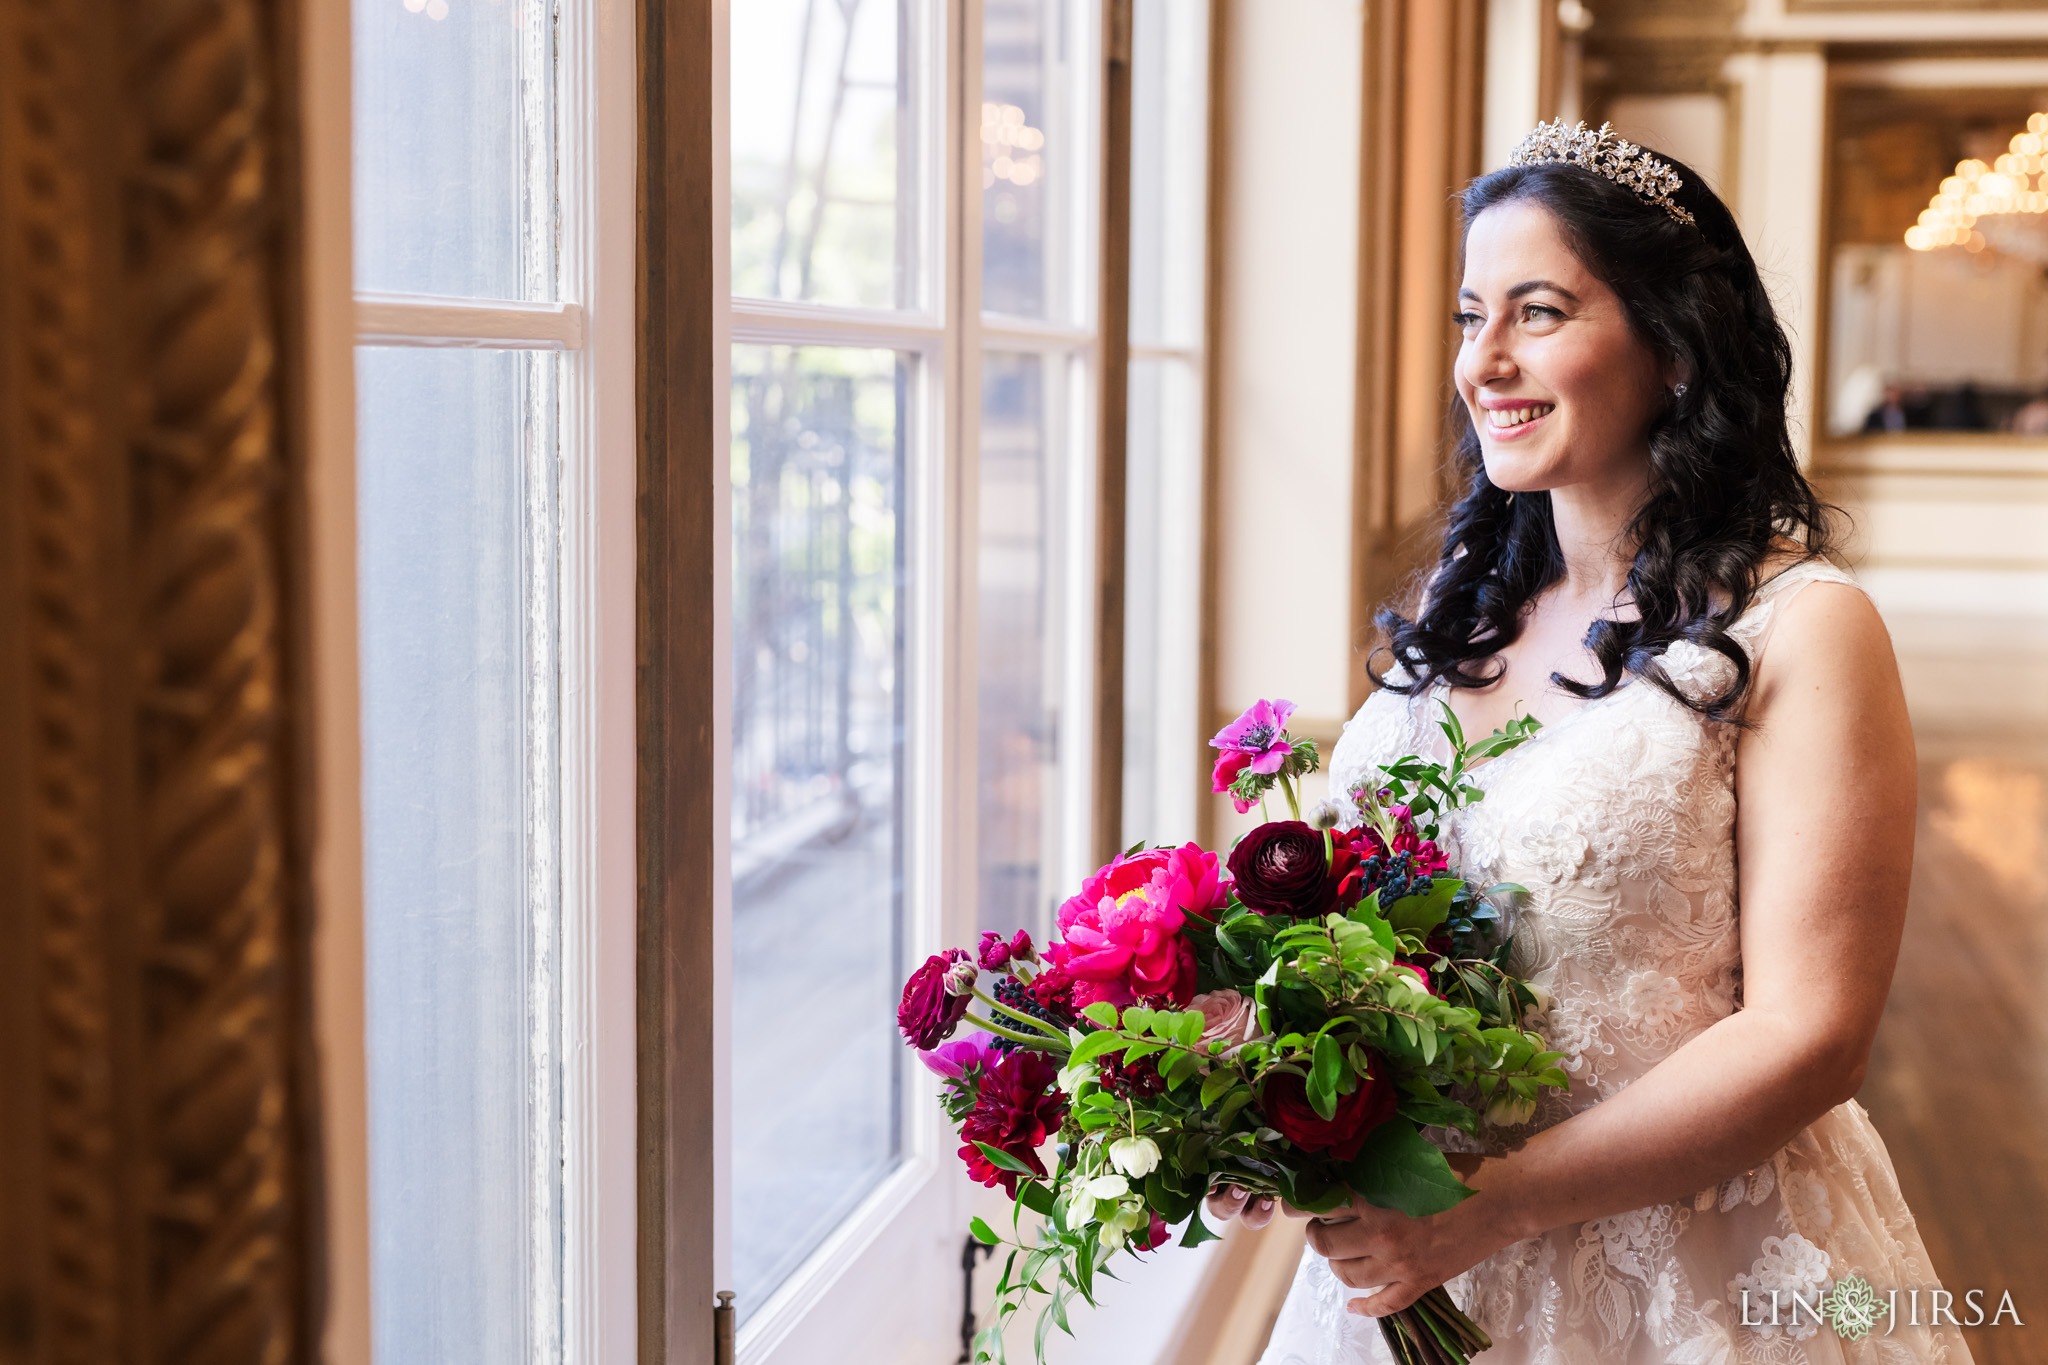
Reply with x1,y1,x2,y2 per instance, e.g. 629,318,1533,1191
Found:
0,0,313,1361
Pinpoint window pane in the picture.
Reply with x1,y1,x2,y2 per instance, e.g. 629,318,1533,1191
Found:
357,345,562,1365
982,0,1096,321
1122,357,1203,847
731,0,923,309
730,344,907,1319
354,0,556,299
1128,0,1208,351
978,351,1064,941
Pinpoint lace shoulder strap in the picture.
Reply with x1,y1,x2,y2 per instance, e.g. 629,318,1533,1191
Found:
1728,557,1865,664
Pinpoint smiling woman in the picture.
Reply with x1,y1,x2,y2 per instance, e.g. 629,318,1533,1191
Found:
1233,124,1980,1365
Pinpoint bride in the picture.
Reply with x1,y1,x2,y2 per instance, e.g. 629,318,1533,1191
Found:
1208,124,1979,1364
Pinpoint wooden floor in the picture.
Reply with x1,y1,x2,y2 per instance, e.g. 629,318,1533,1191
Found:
1856,616,2048,1365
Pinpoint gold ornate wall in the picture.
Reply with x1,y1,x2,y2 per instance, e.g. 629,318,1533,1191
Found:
0,0,316,1360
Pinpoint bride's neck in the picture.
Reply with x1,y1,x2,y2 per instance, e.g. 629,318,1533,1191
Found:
1546,476,1645,606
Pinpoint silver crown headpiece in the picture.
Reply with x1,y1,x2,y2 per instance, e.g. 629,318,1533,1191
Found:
1506,119,1697,227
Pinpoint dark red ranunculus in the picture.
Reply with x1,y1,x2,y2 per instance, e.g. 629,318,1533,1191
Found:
898,949,973,1050
958,1049,1069,1196
1260,1058,1399,1161
1229,820,1335,916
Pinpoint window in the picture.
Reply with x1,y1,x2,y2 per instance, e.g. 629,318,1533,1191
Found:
350,0,637,1358
723,0,1110,1358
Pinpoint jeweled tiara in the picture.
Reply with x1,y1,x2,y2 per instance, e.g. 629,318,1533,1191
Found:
1506,119,1697,227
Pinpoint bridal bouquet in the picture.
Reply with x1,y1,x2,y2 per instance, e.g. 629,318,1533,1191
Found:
897,698,1566,1365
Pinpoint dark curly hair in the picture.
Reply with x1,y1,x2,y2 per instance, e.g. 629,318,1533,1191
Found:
1369,150,1836,723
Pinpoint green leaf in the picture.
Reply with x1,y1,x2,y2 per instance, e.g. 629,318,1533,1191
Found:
1123,1006,1158,1035
1309,1033,1344,1119
1200,1066,1238,1108
1068,1030,1129,1066
1213,1086,1256,1129
1082,1001,1121,1029
1174,1010,1206,1047
1384,878,1462,937
1343,1118,1478,1216
1122,1039,1167,1065
1017,1180,1057,1217
975,1141,1039,1176
1179,1208,1222,1248
969,1216,1000,1246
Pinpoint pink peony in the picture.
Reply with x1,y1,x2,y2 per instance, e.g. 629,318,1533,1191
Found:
1047,848,1220,1008
1210,698,1298,775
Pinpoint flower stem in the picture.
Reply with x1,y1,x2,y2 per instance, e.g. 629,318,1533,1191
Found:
964,1013,1064,1050
971,988,1071,1048
1281,773,1302,822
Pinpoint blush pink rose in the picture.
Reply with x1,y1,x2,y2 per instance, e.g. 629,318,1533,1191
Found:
1189,989,1261,1049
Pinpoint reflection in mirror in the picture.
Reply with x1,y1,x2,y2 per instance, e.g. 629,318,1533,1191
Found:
1829,86,2048,438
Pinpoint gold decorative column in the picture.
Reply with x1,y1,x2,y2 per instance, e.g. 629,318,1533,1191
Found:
0,0,316,1360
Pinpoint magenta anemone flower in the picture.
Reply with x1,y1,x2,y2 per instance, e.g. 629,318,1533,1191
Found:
1210,698,1298,775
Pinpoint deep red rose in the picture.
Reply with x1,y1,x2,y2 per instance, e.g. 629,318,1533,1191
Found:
1229,820,1336,916
1260,1059,1399,1161
898,949,973,1050
958,1050,1068,1196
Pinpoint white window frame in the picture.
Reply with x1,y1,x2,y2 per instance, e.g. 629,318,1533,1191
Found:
715,1,1105,1360
322,0,643,1357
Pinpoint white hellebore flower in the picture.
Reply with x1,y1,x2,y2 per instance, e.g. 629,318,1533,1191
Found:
1083,1172,1131,1201
1098,1205,1149,1251
1109,1136,1162,1179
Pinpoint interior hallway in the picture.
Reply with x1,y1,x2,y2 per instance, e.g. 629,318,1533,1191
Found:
1860,613,2048,1365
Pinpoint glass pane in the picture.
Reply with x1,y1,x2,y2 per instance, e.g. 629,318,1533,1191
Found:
1128,0,1209,351
978,351,1064,941
354,0,556,299
731,0,923,309
1121,356,1203,848
357,345,561,1365
730,344,907,1319
982,0,1097,321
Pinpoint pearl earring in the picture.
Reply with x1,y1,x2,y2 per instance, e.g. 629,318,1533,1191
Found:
1673,383,1688,398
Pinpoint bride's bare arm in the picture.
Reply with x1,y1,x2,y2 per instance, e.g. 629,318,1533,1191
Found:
1304,581,1918,1314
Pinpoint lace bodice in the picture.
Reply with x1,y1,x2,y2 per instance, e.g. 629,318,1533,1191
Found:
1260,560,1976,1365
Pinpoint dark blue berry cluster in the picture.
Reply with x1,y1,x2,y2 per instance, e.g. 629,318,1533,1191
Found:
991,976,1070,1054
1361,850,1436,907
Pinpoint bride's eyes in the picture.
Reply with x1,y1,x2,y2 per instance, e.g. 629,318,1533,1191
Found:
1452,302,1567,331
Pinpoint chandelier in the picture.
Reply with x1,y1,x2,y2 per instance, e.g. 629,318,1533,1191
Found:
1904,112,2048,253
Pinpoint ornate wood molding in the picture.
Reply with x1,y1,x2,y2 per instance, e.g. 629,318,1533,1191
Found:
0,0,313,1360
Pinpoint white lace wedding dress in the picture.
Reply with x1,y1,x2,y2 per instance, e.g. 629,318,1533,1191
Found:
1258,560,1977,1365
